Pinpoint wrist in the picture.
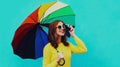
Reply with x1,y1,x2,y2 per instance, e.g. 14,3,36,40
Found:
71,34,76,37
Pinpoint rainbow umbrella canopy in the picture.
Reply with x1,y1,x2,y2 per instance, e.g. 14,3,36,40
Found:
12,1,75,59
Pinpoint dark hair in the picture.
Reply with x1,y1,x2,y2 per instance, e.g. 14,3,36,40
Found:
48,20,69,48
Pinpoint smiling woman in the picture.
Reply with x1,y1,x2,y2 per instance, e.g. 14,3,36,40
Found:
43,20,87,67
1,0,120,67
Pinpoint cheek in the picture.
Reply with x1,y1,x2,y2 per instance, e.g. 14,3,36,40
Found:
55,29,65,36
55,29,59,34
57,29,60,34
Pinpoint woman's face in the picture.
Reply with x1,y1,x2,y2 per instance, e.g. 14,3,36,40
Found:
55,21,65,36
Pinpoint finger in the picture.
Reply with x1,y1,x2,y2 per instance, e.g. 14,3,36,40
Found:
60,52,64,58
69,27,74,31
60,54,64,58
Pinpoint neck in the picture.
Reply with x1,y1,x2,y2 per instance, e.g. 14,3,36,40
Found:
58,36,61,43
55,34,62,44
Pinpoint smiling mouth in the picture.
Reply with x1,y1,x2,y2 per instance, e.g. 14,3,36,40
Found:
59,31,65,33
61,31,65,33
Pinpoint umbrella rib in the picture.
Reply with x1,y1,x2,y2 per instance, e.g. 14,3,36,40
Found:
27,7,40,23
39,2,57,23
42,14,75,24
43,1,68,18
42,6,74,20
26,16,38,23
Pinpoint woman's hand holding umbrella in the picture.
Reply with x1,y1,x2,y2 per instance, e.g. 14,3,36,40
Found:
56,52,64,62
56,52,65,66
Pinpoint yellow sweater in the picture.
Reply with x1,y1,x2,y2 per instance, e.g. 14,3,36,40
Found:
43,36,87,67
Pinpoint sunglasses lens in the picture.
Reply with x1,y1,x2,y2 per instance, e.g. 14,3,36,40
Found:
58,26,62,29
57,25,65,29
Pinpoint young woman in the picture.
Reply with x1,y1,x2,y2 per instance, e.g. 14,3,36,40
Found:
43,20,87,67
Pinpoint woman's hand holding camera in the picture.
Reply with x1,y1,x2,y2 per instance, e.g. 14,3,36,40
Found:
66,25,76,37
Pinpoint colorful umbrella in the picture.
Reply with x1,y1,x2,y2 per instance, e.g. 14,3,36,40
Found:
12,1,75,59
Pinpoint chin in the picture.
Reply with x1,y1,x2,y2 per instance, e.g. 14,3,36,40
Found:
58,33,65,36
61,35,65,36
60,34,65,36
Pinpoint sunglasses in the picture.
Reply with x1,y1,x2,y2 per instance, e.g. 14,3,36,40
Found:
56,25,65,29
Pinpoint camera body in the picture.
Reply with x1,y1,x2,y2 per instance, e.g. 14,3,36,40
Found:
64,24,74,37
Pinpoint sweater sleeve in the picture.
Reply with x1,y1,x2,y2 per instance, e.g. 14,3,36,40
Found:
43,44,58,67
69,35,87,54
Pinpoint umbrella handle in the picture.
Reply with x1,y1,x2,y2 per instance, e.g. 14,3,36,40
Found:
58,58,65,66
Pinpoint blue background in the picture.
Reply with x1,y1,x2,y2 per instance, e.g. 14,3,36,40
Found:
0,0,120,67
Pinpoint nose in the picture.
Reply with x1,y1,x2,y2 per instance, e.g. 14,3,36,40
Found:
61,27,64,29
61,28,65,31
